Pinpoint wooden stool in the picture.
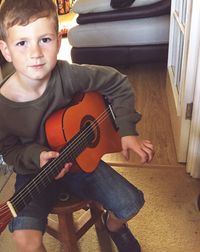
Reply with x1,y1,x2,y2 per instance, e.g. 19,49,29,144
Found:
46,195,104,252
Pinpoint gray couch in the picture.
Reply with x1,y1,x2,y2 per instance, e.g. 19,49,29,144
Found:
68,0,171,66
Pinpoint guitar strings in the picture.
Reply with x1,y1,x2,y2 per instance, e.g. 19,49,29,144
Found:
9,106,113,211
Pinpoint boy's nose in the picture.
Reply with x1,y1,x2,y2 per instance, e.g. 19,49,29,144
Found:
29,44,43,58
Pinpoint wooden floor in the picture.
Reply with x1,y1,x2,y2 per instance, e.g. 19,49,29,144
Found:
103,62,184,169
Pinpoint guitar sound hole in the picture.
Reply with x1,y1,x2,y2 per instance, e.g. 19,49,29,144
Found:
80,115,100,148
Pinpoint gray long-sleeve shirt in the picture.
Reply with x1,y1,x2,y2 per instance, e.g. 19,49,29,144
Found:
0,60,141,174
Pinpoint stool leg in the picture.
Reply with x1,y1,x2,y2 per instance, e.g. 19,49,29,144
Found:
58,213,79,252
90,203,104,230
90,203,114,252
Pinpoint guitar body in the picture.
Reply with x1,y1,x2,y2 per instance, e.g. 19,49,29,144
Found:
45,92,122,172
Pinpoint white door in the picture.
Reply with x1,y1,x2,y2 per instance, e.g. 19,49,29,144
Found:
166,0,200,163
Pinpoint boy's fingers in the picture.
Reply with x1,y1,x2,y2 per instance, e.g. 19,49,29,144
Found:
48,151,59,158
142,147,155,162
137,145,154,163
121,149,130,160
55,163,72,180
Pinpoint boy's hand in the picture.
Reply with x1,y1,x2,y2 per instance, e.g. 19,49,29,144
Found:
121,136,154,163
40,151,72,180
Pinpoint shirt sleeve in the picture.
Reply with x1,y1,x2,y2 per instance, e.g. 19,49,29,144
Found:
0,134,49,175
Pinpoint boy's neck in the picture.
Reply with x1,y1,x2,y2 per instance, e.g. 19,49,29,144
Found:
0,71,51,102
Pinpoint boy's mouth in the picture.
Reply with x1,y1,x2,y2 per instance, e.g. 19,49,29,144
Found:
30,63,45,68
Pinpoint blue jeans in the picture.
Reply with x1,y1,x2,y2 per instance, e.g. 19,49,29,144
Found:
9,160,144,233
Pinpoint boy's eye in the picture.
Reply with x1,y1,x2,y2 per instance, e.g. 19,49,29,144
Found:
16,41,26,46
41,37,51,43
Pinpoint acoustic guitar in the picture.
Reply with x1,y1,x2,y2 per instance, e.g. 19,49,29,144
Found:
0,92,122,234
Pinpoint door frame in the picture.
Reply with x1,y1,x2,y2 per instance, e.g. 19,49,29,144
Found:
186,44,200,178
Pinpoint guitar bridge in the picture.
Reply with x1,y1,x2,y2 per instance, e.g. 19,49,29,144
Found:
7,201,17,217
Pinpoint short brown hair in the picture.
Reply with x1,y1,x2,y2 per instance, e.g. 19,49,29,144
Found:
0,0,58,41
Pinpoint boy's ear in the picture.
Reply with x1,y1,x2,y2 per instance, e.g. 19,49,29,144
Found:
0,40,12,62
57,33,62,53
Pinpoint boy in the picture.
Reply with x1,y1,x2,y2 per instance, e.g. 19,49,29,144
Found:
0,0,154,251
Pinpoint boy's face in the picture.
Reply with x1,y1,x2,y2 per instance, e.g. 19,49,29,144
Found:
0,17,61,82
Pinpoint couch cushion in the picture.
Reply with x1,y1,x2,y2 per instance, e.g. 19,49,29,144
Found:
68,15,170,47
76,0,170,24
110,0,135,9
72,0,162,14
71,44,169,66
